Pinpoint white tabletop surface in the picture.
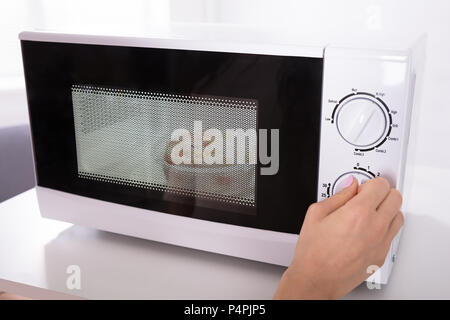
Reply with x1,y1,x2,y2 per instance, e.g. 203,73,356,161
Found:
1,163,450,299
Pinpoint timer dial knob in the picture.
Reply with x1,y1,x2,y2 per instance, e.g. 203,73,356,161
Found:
332,171,372,195
336,94,388,148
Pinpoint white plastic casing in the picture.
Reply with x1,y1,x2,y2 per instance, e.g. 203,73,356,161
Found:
317,45,420,284
19,31,423,285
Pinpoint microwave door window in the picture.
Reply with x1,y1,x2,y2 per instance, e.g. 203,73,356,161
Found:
71,85,257,214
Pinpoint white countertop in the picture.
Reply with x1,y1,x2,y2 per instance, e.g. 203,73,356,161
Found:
1,163,450,299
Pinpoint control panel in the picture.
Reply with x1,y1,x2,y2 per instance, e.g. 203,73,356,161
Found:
317,46,415,284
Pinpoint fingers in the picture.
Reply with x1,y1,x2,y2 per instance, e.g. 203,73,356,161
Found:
376,211,404,264
352,177,391,209
377,188,403,222
383,211,404,246
309,176,358,220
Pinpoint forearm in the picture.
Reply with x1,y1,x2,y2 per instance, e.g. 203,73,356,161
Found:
274,268,332,300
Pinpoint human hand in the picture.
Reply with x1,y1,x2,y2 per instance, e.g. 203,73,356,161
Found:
274,176,404,299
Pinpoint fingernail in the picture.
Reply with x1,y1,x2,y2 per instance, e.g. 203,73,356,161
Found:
342,175,354,188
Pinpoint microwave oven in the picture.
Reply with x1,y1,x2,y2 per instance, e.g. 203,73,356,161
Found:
19,31,424,284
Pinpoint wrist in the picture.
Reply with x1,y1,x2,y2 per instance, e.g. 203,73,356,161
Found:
274,267,332,300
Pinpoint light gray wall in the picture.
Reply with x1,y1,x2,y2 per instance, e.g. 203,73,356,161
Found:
0,125,34,202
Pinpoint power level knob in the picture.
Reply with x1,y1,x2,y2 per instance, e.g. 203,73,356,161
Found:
332,171,372,195
336,94,388,148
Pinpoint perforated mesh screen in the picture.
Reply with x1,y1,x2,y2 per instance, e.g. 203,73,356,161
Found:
72,85,257,207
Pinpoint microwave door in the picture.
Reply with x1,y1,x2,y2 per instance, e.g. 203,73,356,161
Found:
21,39,323,234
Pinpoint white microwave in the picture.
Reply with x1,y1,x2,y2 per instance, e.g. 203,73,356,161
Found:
19,31,424,284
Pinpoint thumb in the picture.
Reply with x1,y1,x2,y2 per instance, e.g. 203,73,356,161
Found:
312,176,358,220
